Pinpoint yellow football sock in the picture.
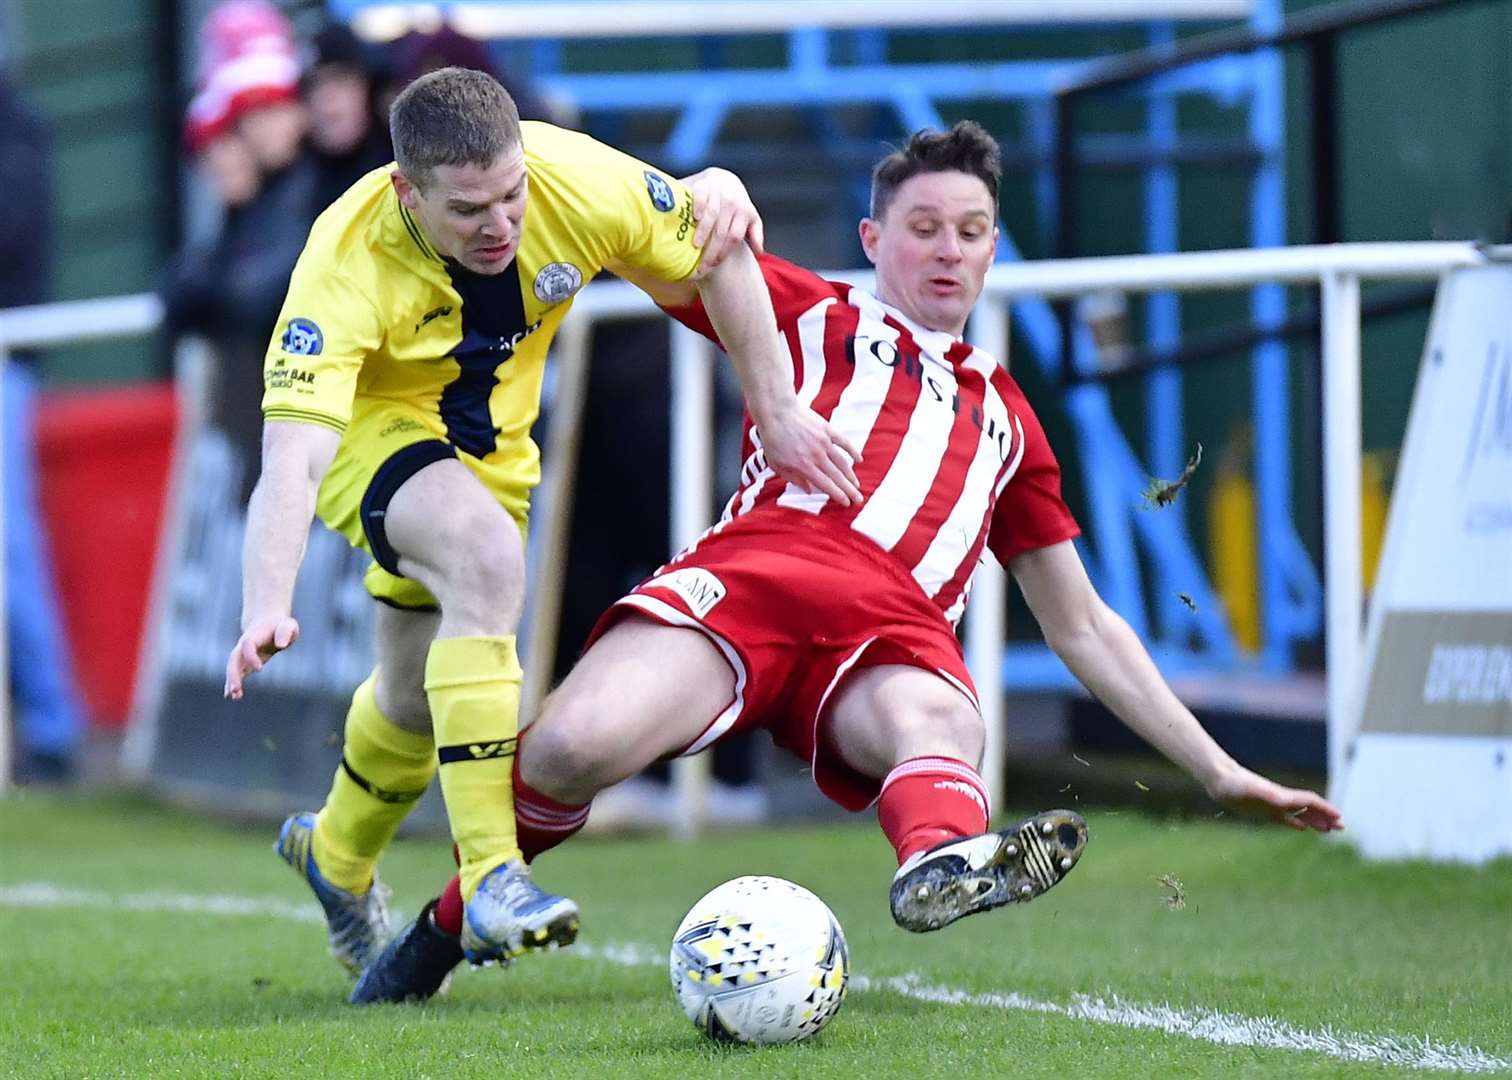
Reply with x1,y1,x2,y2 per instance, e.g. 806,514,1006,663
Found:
425,635,524,899
312,671,436,893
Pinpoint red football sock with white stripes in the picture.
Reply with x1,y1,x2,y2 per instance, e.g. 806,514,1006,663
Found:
877,756,990,866
514,765,591,863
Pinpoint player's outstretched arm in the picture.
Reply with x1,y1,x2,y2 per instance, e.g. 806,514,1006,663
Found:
224,420,341,700
1009,540,1344,833
697,244,863,506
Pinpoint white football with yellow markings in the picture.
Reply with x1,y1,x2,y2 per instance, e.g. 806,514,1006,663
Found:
669,875,849,1044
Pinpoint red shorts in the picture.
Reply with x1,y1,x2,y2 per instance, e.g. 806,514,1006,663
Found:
585,510,979,812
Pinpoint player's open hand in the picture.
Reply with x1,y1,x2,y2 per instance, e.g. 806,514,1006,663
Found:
683,167,765,271
224,615,301,700
758,404,863,507
1208,763,1344,833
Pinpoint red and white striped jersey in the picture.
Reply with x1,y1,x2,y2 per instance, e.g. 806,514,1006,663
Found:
665,254,1079,624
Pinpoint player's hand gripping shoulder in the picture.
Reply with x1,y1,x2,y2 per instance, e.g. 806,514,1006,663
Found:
682,167,766,272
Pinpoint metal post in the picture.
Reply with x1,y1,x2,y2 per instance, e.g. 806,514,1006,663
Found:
1143,20,1183,479
0,342,9,795
1247,2,1298,672
1143,20,1186,640
1307,33,1341,245
121,339,212,778
669,323,714,838
1319,271,1362,787
153,0,183,250
520,317,593,723
1052,90,1079,385
966,299,1011,815
1025,99,1058,263
668,324,714,551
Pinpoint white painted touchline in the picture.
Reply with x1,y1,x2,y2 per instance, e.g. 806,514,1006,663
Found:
3,882,1508,1075
860,973,1512,1075
0,881,326,923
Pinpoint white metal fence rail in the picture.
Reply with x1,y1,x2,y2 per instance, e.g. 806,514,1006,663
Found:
2,242,1505,813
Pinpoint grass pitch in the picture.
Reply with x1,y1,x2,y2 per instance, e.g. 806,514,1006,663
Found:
2,791,1509,1078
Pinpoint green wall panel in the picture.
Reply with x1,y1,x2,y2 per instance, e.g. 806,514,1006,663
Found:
14,0,164,383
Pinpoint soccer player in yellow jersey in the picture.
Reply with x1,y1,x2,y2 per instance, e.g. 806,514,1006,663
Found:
222,67,861,974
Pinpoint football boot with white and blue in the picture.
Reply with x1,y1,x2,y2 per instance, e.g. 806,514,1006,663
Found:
275,811,392,975
461,859,579,965
890,809,1088,933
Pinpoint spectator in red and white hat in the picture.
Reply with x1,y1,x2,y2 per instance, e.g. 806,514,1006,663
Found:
196,0,307,174
162,0,323,491
197,0,298,83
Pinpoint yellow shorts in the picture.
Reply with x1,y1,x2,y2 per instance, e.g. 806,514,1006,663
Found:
314,398,535,610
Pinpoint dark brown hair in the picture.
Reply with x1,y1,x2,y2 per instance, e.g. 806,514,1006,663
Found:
389,66,520,189
869,120,1001,220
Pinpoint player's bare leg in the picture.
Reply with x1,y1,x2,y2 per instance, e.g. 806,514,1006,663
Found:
370,604,442,736
826,664,1087,932
384,455,577,964
352,616,737,1003
521,617,738,803
276,604,442,974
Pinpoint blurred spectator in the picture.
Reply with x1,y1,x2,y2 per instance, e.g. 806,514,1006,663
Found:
383,25,564,124
160,0,320,495
195,129,262,210
0,76,86,783
304,22,391,212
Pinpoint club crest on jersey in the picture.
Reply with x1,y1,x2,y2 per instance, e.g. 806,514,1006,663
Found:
644,170,677,212
644,567,726,618
281,317,323,356
533,261,584,304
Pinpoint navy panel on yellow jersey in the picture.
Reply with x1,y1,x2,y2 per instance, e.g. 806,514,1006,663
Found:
261,121,706,606
441,261,531,457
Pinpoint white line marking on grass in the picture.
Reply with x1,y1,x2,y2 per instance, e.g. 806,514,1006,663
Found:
0,881,324,924
855,973,1512,1076
4,882,1508,1074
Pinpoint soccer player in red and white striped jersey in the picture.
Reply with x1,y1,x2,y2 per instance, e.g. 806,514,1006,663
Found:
664,247,1073,629
351,122,1342,1004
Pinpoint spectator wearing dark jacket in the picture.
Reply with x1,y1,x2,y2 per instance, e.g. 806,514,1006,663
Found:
305,22,392,214
160,0,322,496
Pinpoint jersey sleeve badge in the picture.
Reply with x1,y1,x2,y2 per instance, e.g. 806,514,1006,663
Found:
644,170,677,212
280,317,324,356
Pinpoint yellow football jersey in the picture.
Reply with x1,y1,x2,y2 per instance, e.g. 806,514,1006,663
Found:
262,120,702,491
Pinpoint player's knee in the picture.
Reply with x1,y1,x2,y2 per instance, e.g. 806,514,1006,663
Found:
521,692,619,795
884,696,984,766
424,505,525,606
936,703,986,765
